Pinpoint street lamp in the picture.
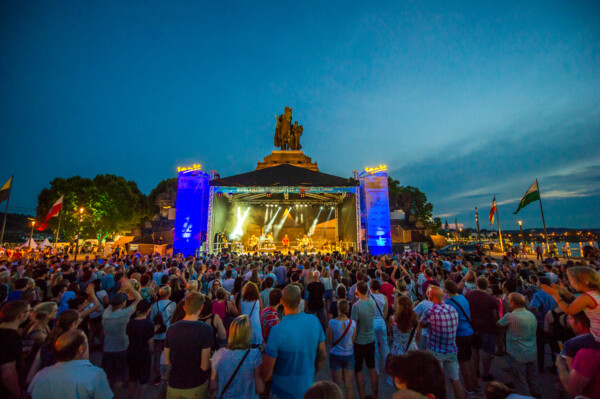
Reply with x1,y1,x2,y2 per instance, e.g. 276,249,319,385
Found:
519,220,524,243
74,207,84,260
29,220,35,249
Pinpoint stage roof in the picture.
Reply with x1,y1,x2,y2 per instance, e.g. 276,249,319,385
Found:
210,164,359,187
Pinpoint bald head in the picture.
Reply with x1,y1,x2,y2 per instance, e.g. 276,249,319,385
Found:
428,286,444,303
508,292,526,308
54,330,88,362
281,285,301,309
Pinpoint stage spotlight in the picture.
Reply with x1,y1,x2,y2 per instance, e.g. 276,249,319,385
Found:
230,207,250,240
264,207,281,233
308,208,323,237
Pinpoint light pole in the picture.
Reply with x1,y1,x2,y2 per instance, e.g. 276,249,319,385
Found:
74,207,84,260
519,220,524,244
29,220,35,249
475,207,481,244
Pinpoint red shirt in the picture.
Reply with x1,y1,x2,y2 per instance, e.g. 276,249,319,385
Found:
380,282,394,308
572,348,600,398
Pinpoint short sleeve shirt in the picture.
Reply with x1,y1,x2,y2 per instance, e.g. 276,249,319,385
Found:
265,312,325,399
166,320,213,389
102,305,136,352
351,298,376,345
421,303,459,354
212,348,262,399
572,348,600,398
465,290,499,334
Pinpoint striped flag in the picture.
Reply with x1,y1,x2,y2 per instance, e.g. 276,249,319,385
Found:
0,177,12,204
513,181,541,214
45,195,64,221
489,196,497,227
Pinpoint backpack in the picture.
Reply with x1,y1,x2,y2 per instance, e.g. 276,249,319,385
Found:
153,301,171,334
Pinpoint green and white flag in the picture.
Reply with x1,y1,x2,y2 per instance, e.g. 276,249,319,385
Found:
513,181,541,214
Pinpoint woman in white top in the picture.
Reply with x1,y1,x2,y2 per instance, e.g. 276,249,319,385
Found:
370,279,390,375
326,300,356,399
240,281,263,347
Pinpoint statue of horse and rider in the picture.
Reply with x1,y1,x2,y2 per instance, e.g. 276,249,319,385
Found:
274,106,303,150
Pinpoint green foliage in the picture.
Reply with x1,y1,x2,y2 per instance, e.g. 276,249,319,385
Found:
147,177,178,215
36,175,147,243
388,177,440,229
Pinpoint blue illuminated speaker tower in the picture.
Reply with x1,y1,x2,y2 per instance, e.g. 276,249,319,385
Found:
173,169,210,256
358,170,392,255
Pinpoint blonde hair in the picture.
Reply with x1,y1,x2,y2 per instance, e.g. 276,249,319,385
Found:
32,302,57,320
129,279,141,292
227,315,252,350
186,280,198,292
568,267,600,291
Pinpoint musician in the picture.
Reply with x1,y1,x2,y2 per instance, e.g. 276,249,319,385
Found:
248,234,258,250
266,232,273,242
282,234,290,249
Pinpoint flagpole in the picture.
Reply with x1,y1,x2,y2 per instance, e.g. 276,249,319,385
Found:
55,209,62,246
495,194,504,252
536,178,550,253
0,175,14,245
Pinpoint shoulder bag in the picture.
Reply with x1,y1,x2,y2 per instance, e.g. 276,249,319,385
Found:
332,320,353,348
220,348,251,399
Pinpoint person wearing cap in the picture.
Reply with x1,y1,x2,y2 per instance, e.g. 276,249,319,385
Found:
101,278,142,394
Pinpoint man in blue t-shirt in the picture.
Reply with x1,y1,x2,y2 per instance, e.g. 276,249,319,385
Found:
263,285,326,399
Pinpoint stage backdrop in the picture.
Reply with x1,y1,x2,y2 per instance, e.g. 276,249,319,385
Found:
359,170,392,255
173,169,210,256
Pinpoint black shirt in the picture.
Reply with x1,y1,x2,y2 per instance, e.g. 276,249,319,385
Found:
306,281,325,311
127,319,154,359
0,328,22,397
166,320,213,389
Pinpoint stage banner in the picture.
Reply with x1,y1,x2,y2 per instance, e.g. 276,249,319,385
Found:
173,169,210,256
213,186,355,194
358,170,392,255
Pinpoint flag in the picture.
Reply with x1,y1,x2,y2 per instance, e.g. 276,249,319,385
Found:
489,196,497,227
514,181,541,214
45,195,64,221
0,177,12,204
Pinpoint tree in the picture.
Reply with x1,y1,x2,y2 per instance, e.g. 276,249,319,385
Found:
388,177,441,230
36,175,147,243
147,177,178,215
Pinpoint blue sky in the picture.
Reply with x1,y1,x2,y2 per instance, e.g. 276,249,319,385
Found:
1,1,598,228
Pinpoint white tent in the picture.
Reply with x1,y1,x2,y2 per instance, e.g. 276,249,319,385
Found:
38,238,54,250
20,239,37,249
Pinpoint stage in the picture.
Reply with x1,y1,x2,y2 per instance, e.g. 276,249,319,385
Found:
172,108,393,256
207,163,361,254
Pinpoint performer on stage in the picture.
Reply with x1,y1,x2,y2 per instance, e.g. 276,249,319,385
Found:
282,234,290,250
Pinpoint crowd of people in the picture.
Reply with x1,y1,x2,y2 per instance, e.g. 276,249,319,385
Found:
0,246,599,399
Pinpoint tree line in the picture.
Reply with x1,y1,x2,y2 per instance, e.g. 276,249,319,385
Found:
35,174,439,243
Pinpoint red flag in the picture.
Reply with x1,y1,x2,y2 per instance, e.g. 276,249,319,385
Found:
45,195,64,221
489,196,497,227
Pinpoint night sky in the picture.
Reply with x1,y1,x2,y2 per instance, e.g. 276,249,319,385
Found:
1,1,598,229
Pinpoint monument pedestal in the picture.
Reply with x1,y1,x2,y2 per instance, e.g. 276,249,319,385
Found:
256,151,319,171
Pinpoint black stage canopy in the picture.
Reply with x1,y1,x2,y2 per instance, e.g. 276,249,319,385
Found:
210,164,359,187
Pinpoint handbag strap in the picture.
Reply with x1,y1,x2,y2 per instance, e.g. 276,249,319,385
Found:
220,348,251,399
405,322,417,353
372,295,385,318
448,297,473,328
332,320,353,348
249,300,257,318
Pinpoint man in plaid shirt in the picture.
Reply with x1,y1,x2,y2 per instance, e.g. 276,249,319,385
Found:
421,285,466,399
